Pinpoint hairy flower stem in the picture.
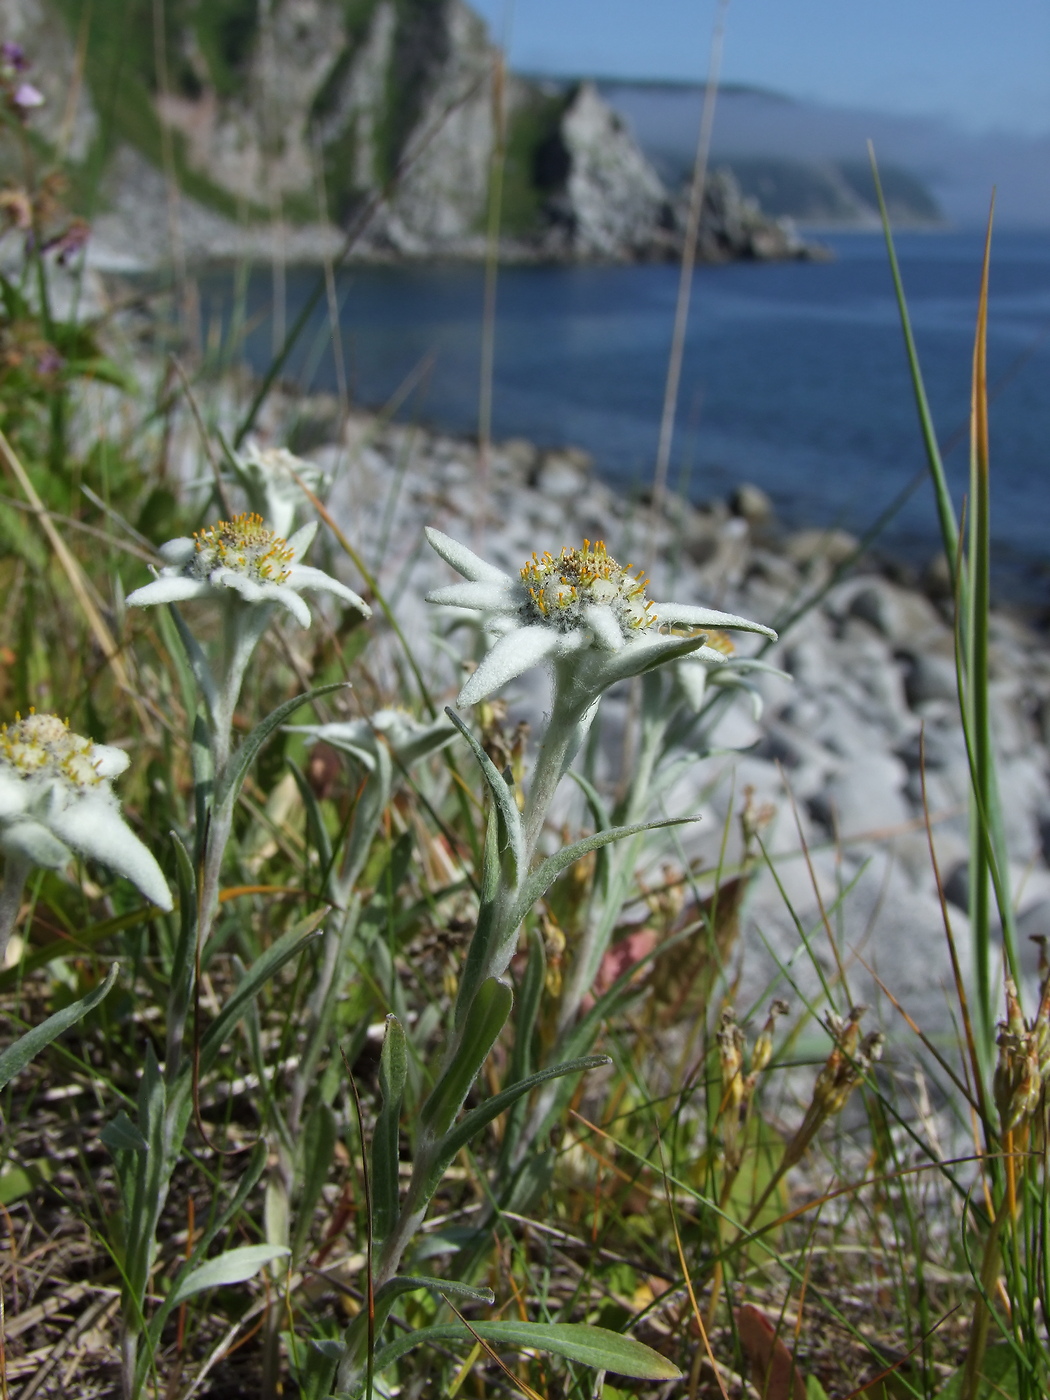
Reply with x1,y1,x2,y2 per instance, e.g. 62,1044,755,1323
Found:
0,851,30,964
192,602,273,955
522,683,596,860
369,687,595,1295
556,698,667,1036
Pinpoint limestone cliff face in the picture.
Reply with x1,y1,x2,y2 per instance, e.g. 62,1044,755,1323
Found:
6,0,811,267
548,82,673,259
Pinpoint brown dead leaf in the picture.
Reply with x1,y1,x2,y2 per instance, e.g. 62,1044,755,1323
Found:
737,1302,807,1400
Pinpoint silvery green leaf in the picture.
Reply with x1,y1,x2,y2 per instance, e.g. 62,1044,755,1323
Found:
372,1320,682,1380
168,1245,290,1305
101,1110,148,1154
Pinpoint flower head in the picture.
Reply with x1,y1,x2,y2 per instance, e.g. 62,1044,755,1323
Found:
0,712,171,910
519,541,656,638
127,514,370,627
231,442,329,539
0,43,28,73
11,81,42,113
676,628,791,719
424,527,777,708
288,708,457,774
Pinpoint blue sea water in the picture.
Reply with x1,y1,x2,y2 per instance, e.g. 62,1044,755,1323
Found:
196,229,1050,601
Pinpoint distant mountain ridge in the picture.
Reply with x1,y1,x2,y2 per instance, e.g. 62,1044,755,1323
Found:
597,79,1050,229
724,156,942,228
597,80,943,228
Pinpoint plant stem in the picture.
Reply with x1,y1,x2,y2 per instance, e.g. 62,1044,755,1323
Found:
0,851,30,964
522,663,602,859
556,698,667,1035
962,1196,1008,1400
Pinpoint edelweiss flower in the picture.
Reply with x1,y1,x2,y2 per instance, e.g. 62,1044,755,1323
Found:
231,443,329,539
127,514,369,627
0,712,171,909
288,708,457,773
676,628,790,719
424,528,776,707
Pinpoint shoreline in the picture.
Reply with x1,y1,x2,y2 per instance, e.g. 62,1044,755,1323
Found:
95,230,1050,616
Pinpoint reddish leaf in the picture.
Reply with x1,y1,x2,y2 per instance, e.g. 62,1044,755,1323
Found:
737,1303,807,1400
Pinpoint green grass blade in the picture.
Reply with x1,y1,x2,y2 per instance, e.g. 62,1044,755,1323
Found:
966,196,1020,1041
869,142,962,591
0,961,120,1090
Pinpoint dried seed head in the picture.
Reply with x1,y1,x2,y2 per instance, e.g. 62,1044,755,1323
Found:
812,1008,880,1118
740,784,776,848
1004,976,1025,1038
717,1007,747,1112
750,999,790,1076
993,978,1047,1133
1031,934,1049,979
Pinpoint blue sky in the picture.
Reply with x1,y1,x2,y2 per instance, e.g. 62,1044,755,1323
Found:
469,0,1050,135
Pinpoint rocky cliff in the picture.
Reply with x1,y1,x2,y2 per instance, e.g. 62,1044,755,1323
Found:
2,0,811,267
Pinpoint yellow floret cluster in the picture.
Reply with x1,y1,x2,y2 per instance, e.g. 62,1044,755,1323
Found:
193,513,295,584
519,540,656,636
695,627,735,655
0,711,101,788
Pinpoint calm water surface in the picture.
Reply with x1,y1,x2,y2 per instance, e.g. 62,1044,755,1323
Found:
195,230,1050,600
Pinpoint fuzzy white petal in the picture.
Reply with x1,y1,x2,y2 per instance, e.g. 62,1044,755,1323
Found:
286,564,371,616
324,739,379,771
677,663,709,712
425,580,519,611
485,616,521,638
1,818,71,867
721,659,793,680
211,569,273,604
691,646,731,666
158,538,195,565
457,625,562,706
0,770,27,820
596,631,711,688
92,745,130,779
126,577,212,608
268,585,313,626
48,795,173,910
286,521,319,561
581,603,624,652
551,629,590,656
211,570,312,626
288,720,369,747
651,603,777,640
425,527,513,585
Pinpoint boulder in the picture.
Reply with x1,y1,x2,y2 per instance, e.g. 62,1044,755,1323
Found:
810,751,911,841
904,653,959,708
846,580,945,649
730,482,775,527
785,528,859,569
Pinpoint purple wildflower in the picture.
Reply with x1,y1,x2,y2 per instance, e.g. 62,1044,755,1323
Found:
12,82,43,112
0,43,28,73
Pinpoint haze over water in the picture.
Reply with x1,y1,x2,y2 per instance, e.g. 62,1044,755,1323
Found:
199,229,1050,603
